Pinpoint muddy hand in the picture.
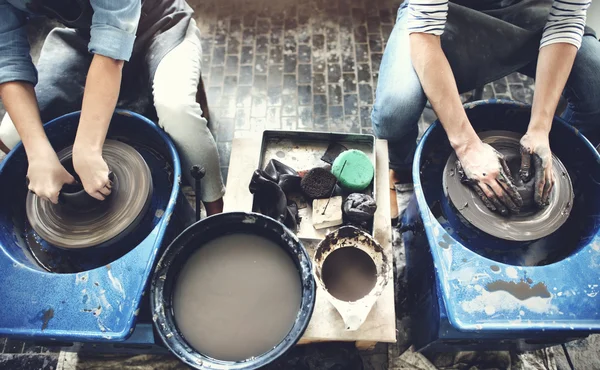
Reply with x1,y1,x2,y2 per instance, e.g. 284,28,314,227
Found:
27,151,76,204
456,141,523,216
520,131,554,207
72,148,112,201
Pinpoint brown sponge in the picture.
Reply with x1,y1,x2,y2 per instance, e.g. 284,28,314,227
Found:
300,167,337,199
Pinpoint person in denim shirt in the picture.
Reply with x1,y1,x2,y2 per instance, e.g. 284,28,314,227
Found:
0,0,226,215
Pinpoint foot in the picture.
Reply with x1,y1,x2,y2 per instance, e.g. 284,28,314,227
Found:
204,197,224,216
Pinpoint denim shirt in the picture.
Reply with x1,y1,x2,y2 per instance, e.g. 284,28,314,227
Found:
0,0,141,86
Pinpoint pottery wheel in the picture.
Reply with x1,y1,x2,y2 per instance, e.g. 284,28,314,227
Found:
26,140,153,249
443,131,573,242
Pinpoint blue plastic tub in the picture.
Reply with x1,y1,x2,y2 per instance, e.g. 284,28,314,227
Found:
0,110,181,342
403,100,600,351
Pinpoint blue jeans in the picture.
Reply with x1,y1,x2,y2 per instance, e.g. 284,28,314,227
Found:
372,4,600,172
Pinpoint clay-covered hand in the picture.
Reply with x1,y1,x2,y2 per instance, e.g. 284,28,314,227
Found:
519,130,554,207
456,141,523,216
72,147,112,201
27,149,76,204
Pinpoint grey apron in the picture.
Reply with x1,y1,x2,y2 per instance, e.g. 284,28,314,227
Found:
440,0,596,93
28,0,193,123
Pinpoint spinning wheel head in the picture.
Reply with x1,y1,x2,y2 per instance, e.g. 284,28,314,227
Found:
26,140,153,249
443,131,574,242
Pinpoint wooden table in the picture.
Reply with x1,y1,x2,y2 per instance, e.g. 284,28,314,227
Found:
224,136,396,350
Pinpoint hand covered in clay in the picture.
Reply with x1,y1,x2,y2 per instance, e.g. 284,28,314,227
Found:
519,130,553,207
72,147,112,201
456,141,523,216
27,149,76,204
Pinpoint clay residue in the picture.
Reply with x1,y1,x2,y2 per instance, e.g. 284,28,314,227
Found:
41,308,54,331
486,280,551,300
336,226,360,240
438,234,453,249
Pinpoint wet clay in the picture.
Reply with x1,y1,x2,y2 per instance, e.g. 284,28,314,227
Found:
25,140,152,249
172,233,302,362
443,131,574,242
321,247,377,302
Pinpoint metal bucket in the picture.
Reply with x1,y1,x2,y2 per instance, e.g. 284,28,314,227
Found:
151,212,316,370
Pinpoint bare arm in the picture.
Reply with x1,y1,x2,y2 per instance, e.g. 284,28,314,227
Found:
0,82,74,202
74,54,123,151
530,44,577,131
71,54,124,200
520,43,578,205
410,33,522,214
409,34,479,154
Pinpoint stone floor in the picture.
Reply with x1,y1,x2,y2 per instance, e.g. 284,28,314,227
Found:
3,0,591,369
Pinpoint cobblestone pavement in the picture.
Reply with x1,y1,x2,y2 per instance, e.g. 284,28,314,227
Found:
0,0,546,369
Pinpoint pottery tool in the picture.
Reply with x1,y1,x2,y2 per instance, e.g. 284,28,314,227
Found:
26,140,153,249
443,131,573,241
321,142,348,164
332,149,374,191
321,160,347,216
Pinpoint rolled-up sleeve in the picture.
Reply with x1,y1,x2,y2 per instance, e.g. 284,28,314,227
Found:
0,0,37,86
541,0,590,49
88,0,141,61
408,0,449,36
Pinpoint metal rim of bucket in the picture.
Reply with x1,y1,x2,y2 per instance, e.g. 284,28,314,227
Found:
150,212,316,370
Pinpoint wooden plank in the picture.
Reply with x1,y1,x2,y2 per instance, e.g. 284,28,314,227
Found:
224,137,262,213
300,139,396,344
223,138,396,344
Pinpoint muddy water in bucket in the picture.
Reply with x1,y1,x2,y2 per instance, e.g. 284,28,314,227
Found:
172,233,302,362
322,247,377,302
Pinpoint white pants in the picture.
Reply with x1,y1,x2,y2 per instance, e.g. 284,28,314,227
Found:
0,19,225,202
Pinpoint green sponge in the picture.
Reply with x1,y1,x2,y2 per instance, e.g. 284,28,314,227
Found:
332,149,374,191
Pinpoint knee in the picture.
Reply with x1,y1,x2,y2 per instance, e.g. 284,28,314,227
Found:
371,90,424,141
153,95,207,136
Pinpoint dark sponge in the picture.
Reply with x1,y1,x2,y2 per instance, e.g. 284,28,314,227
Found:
300,167,337,199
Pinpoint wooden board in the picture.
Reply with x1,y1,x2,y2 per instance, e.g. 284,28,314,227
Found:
226,137,396,345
